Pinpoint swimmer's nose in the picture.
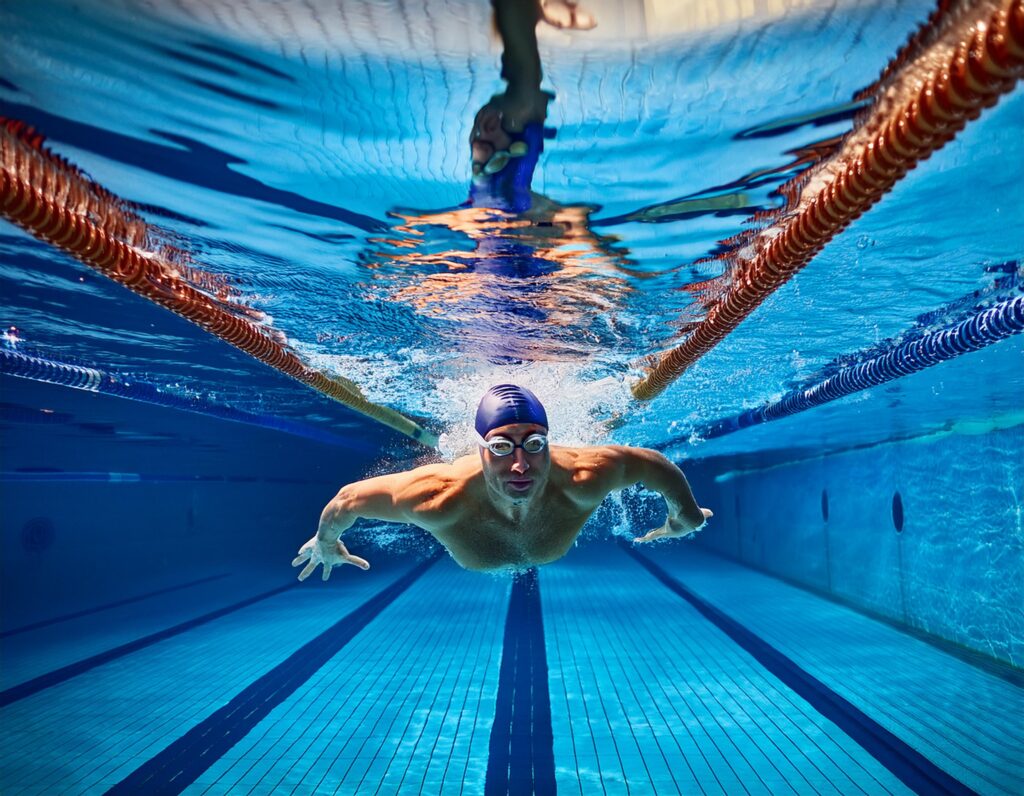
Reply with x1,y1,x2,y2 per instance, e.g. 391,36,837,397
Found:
510,450,530,474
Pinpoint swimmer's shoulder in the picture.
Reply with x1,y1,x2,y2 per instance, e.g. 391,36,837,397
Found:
551,444,632,501
396,456,481,524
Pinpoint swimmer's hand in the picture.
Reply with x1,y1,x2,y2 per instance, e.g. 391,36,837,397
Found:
292,535,370,582
540,0,597,30
633,508,713,544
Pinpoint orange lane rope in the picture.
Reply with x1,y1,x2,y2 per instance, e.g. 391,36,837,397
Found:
632,0,1024,401
0,119,438,448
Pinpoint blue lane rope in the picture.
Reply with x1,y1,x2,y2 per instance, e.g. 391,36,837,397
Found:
682,293,1024,445
0,347,362,448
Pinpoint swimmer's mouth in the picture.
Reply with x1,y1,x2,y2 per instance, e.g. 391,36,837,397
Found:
507,478,534,491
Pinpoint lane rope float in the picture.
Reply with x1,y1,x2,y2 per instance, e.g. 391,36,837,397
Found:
654,291,1024,448
0,119,437,447
633,0,1024,401
0,346,365,447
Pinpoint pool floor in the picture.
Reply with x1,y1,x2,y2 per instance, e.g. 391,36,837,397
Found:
1,544,1021,795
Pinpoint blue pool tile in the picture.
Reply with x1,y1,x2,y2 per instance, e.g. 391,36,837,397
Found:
0,569,404,794
542,547,913,796
183,559,508,795
654,545,1024,796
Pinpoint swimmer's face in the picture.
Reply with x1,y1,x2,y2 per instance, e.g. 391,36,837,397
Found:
479,422,551,503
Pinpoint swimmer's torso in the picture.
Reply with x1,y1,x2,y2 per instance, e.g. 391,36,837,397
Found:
404,450,604,572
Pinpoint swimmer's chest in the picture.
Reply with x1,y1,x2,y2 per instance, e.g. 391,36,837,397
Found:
445,500,591,570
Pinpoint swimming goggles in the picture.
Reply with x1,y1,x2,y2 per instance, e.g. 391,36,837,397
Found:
477,432,549,457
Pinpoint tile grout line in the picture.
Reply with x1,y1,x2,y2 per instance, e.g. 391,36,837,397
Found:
621,540,980,796
0,579,300,707
104,551,443,796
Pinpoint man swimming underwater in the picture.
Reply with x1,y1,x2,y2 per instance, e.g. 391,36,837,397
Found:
293,384,712,579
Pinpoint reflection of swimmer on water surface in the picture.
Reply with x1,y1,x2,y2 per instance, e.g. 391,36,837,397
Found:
364,0,636,350
467,0,597,221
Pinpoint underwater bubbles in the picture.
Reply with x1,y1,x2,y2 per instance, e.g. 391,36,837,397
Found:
430,362,634,460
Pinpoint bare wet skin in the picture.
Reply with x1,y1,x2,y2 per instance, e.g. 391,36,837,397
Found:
293,423,711,581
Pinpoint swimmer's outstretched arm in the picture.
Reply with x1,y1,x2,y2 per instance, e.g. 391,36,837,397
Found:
292,471,427,582
593,446,712,543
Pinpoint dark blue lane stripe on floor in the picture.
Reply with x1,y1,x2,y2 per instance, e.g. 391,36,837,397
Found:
0,580,298,707
622,541,980,796
105,552,442,796
1,574,230,638
485,568,557,796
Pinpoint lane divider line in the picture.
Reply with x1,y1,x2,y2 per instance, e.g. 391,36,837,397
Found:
485,568,557,796
621,541,979,796
104,552,442,795
0,581,300,707
1,573,229,638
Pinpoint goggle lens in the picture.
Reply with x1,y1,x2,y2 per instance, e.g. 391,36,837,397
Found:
482,434,548,456
522,435,547,453
488,439,515,456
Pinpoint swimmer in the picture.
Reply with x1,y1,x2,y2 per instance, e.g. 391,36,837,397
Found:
293,384,712,579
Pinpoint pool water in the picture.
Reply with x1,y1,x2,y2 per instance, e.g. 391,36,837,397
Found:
1,0,1022,793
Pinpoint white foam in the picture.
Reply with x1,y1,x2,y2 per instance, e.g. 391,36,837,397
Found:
428,363,634,460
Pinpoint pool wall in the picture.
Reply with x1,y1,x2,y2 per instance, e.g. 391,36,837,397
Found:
0,376,373,627
689,423,1024,668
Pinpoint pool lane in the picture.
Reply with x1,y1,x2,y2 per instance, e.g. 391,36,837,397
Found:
542,546,912,796
0,572,285,692
1,573,230,638
645,546,1024,796
0,563,420,795
182,558,510,795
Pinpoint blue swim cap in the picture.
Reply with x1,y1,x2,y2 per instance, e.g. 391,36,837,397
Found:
475,384,548,437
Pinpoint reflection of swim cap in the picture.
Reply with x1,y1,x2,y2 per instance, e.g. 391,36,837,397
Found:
475,384,548,437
